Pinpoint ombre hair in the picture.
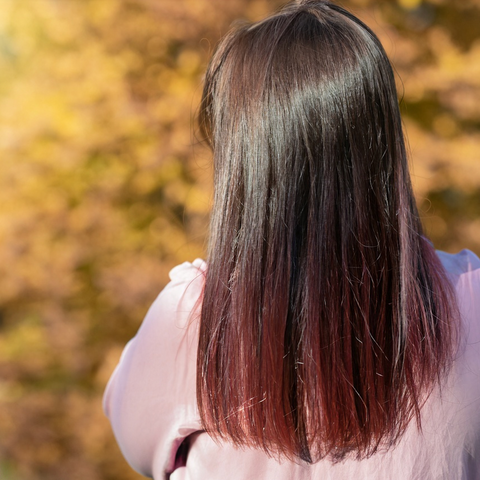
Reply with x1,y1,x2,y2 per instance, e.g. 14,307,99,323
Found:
197,0,458,463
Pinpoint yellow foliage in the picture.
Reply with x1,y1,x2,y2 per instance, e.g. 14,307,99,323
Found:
398,0,422,10
0,0,478,479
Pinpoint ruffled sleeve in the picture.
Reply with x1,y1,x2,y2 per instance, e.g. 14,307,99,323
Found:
103,259,206,478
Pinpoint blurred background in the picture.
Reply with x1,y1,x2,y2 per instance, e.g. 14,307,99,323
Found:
0,0,478,479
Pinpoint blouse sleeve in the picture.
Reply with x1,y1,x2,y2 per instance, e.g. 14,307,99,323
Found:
103,259,206,478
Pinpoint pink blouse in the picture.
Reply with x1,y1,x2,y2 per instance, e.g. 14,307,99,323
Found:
104,251,480,479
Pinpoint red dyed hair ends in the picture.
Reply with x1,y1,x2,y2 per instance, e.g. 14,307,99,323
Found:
197,0,458,463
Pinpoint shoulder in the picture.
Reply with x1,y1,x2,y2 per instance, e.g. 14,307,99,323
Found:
437,248,480,324
128,258,206,347
147,258,207,327
436,250,480,459
161,257,207,303
439,248,480,393
103,258,206,477
437,249,480,309
169,258,207,280
437,248,480,277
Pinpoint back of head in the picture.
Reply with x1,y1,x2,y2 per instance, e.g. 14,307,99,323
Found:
197,0,458,463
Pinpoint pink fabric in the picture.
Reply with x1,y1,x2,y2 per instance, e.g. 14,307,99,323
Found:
104,251,480,479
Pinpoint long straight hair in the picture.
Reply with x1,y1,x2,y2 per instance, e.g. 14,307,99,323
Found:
197,0,458,463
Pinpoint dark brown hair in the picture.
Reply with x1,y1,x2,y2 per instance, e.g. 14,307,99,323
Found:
197,0,458,463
